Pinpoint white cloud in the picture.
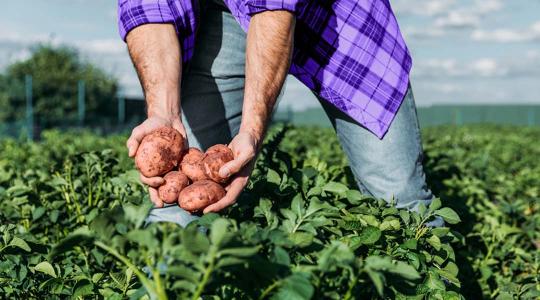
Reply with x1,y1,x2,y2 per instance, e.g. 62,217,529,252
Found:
404,27,446,39
393,0,457,17
474,0,503,14
414,57,514,78
76,39,126,55
470,58,501,77
472,21,540,43
399,0,505,39
435,11,480,29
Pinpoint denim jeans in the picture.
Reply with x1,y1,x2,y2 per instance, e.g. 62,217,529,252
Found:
146,3,440,227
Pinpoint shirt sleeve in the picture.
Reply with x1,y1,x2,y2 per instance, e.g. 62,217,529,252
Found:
117,0,198,63
244,0,306,16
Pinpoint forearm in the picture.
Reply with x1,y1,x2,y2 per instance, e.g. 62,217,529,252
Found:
126,24,182,119
240,11,295,145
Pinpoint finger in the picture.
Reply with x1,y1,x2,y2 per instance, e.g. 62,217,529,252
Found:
140,173,165,187
127,126,145,157
219,149,254,178
203,177,246,213
149,187,163,208
172,119,187,139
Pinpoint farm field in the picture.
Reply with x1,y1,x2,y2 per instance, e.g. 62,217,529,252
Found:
0,125,538,299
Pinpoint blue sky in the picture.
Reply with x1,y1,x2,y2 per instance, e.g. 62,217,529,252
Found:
0,0,539,110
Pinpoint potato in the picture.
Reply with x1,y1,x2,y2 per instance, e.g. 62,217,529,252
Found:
158,171,189,204
135,127,184,177
205,144,230,155
202,144,234,183
178,180,226,212
180,147,207,182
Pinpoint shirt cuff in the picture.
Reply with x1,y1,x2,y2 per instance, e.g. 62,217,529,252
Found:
118,0,198,63
118,0,175,41
245,0,305,16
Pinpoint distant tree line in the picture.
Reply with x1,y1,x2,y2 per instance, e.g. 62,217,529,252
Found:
0,45,121,128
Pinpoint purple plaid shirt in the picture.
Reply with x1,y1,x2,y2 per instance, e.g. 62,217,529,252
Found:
118,0,412,138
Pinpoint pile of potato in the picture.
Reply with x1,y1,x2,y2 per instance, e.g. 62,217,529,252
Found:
134,127,233,212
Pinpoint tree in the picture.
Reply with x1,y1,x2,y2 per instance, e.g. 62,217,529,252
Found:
0,44,119,127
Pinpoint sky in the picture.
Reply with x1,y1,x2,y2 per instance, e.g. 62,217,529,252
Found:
0,0,539,111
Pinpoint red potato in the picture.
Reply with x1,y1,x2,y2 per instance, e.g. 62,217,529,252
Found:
202,144,234,184
180,147,207,182
158,171,189,204
135,127,184,177
178,180,226,212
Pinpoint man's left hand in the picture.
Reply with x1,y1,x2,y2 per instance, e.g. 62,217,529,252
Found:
202,131,260,213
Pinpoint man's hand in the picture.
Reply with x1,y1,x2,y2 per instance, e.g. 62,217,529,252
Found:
203,10,295,213
125,24,184,208
203,131,259,213
127,115,186,208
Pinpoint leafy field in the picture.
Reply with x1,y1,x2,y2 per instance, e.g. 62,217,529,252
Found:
0,125,538,299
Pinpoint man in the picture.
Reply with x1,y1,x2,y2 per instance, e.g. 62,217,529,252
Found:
119,0,438,227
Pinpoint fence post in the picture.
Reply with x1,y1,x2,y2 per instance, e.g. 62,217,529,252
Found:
455,109,462,126
78,80,85,126
25,75,33,140
118,94,125,125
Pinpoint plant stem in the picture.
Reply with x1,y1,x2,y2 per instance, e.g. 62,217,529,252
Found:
191,250,217,300
94,241,163,300
258,280,281,300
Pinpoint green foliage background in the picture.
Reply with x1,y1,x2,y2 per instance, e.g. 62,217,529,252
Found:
0,125,538,299
0,45,118,127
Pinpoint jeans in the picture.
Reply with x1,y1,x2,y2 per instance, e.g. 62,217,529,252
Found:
146,3,440,227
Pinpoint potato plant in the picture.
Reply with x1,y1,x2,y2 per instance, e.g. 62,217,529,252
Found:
0,125,538,299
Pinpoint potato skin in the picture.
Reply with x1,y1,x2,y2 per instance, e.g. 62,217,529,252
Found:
178,180,226,212
158,171,189,204
180,147,207,182
135,127,184,177
205,144,230,155
202,144,234,183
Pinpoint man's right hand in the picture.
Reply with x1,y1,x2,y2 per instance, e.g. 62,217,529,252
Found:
125,23,184,208
127,115,187,208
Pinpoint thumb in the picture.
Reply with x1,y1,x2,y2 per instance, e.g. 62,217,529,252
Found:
172,119,188,148
219,150,253,178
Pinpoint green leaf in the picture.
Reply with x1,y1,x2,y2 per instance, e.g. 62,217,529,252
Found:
72,279,94,298
322,181,348,194
358,226,381,245
210,218,230,247
273,273,314,300
49,228,94,260
167,265,199,282
390,261,421,280
126,229,158,249
291,194,304,216
429,198,442,211
32,206,46,221
34,261,56,278
9,237,31,252
366,269,385,297
424,271,445,290
345,190,364,204
288,232,314,248
435,268,460,286
219,246,260,257
380,218,400,231
267,169,281,185
427,235,442,251
272,247,290,265
434,208,461,224
216,257,246,268
401,239,417,250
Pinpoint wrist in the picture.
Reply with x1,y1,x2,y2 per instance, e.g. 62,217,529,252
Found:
146,96,181,120
239,123,264,149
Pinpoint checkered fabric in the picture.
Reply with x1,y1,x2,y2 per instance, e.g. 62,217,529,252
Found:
118,0,412,138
